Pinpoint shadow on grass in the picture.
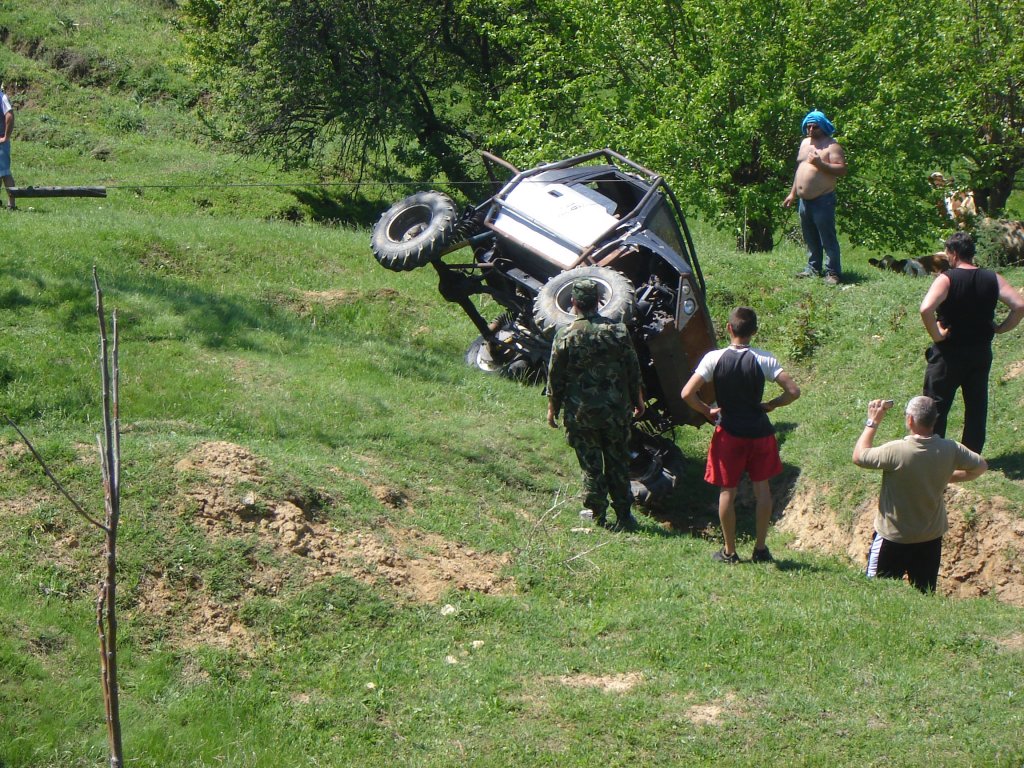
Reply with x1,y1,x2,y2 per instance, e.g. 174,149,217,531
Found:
774,420,797,447
9,266,302,348
0,263,453,374
986,451,1024,480
650,421,802,530
0,263,468,426
771,557,822,572
834,269,869,287
291,187,391,228
639,437,827,569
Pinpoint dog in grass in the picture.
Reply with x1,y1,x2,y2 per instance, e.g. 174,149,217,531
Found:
868,253,950,277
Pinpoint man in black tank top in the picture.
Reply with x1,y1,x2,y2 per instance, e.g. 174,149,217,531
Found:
920,232,1024,452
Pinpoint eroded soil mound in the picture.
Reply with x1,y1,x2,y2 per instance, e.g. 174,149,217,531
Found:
8,435,1021,656
132,574,255,653
175,440,267,486
777,484,1024,605
138,441,513,649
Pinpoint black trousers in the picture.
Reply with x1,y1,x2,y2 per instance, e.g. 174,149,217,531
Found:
866,533,943,593
922,343,992,453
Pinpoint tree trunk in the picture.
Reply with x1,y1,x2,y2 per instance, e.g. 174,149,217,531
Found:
979,172,1017,217
737,219,774,252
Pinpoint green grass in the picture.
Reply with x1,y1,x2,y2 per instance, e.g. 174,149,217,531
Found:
2,193,1023,768
1,3,1023,767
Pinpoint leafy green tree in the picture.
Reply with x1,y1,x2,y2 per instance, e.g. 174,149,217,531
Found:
823,0,960,251
949,0,1024,215
477,0,963,253
180,0,509,184
455,0,616,162
182,0,1016,252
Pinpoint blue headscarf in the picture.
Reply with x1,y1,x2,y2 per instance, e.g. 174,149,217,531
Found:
801,110,835,136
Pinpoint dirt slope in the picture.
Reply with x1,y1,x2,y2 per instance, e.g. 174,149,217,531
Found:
778,484,1024,604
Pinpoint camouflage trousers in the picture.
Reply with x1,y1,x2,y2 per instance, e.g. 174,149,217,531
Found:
565,420,633,516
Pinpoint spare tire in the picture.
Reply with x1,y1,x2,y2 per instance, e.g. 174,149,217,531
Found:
533,266,636,335
371,191,459,271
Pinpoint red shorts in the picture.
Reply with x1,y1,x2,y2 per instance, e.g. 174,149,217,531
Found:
704,426,783,487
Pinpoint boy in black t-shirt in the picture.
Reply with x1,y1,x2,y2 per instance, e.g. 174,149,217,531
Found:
682,307,801,563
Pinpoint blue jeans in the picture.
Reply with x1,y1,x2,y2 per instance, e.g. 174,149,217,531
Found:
799,192,841,276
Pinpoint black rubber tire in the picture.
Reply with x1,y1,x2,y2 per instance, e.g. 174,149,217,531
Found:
371,191,459,272
904,259,927,277
532,266,635,335
465,336,507,374
629,434,685,507
465,316,548,384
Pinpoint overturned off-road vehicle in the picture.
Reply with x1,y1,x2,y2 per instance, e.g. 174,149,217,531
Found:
371,149,717,506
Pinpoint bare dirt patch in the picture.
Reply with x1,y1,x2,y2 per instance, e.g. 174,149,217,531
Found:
333,526,513,603
555,672,644,693
684,692,738,726
282,288,401,316
0,440,29,464
0,489,52,517
136,442,514,649
778,484,1024,606
366,483,412,512
1000,359,1024,383
995,632,1024,652
131,574,255,653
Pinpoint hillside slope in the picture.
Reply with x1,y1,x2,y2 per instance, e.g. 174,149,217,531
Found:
0,4,1022,767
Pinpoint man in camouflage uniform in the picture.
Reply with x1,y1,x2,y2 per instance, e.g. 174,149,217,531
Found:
546,278,645,531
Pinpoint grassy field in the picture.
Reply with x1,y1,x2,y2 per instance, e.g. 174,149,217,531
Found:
1,3,1023,767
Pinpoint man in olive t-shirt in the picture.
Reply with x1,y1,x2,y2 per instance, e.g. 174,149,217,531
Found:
852,396,986,592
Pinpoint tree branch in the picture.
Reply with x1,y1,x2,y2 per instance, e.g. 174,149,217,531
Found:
1,414,109,532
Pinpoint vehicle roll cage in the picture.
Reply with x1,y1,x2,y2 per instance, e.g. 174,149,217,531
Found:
480,149,706,295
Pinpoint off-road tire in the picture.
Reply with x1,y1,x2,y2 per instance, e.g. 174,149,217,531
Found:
629,433,685,507
465,314,547,383
465,336,506,374
371,191,459,272
533,266,635,335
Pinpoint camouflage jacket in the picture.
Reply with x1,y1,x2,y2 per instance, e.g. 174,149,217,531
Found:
547,312,641,429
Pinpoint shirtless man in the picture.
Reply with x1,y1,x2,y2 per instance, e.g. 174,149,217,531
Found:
783,109,847,285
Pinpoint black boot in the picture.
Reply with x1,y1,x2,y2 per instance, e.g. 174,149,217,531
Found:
613,511,640,532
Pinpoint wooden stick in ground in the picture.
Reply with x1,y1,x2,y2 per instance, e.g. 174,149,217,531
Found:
97,590,114,762
1,270,127,767
9,185,107,198
94,270,124,768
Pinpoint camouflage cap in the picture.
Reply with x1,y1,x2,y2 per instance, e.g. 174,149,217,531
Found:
572,278,600,304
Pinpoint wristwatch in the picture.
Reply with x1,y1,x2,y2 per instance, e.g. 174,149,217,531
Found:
865,418,878,428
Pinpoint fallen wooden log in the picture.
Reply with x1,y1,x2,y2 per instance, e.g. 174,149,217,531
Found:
10,186,107,199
